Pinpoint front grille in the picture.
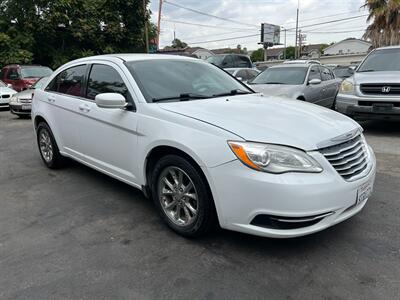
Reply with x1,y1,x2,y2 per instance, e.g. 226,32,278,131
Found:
319,135,369,181
19,99,31,103
1,94,10,99
360,83,400,95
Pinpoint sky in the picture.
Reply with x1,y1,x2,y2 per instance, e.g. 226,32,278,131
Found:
149,0,370,51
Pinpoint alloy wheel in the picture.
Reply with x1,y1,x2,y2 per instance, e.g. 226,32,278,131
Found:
157,166,199,227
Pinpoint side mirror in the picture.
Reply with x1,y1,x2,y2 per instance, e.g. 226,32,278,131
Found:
6,83,13,88
309,78,322,85
348,66,356,74
95,93,126,109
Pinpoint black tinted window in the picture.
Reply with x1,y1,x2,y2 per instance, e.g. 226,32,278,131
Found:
86,64,129,100
46,65,86,97
7,69,19,80
235,56,251,68
223,55,234,68
236,69,248,79
308,66,321,81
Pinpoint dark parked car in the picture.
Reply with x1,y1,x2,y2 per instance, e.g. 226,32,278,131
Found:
207,54,253,69
1,64,52,92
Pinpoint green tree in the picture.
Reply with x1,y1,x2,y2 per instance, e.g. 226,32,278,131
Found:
284,46,295,59
363,0,400,48
251,48,264,62
0,0,154,68
171,38,188,49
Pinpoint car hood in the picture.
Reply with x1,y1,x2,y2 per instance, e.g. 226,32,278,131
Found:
15,88,33,99
158,94,360,151
353,71,400,84
0,87,17,95
249,84,300,98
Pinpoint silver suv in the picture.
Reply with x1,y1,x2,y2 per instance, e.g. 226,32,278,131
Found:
336,46,400,120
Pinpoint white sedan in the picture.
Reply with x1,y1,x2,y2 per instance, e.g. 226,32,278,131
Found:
32,54,376,238
0,80,17,108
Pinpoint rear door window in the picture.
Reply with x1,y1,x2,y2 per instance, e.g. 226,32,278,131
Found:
320,66,333,81
308,66,322,81
86,64,130,101
46,65,87,97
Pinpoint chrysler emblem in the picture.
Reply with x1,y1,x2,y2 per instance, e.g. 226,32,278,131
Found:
382,86,391,93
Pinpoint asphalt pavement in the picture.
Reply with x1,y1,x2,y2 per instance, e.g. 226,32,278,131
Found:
0,110,399,300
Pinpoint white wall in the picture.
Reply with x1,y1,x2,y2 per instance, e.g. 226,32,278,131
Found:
324,40,371,55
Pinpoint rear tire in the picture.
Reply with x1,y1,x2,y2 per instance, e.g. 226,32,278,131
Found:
36,122,66,169
150,154,217,237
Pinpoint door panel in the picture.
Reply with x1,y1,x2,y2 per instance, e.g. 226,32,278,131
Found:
77,63,139,183
304,66,322,104
44,64,88,156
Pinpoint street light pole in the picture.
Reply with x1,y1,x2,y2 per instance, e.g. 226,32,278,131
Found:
283,28,287,60
157,0,163,50
143,0,149,53
295,0,299,59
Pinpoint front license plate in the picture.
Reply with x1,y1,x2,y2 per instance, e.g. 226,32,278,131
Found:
22,105,31,110
357,181,373,205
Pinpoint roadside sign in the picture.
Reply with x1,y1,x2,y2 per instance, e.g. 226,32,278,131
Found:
261,23,280,45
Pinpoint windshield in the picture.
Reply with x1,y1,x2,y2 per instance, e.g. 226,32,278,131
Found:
32,77,49,89
21,67,53,78
358,48,400,72
250,67,307,85
334,67,352,78
125,60,251,102
206,55,225,67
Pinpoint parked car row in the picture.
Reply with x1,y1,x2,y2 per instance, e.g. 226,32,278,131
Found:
0,64,52,116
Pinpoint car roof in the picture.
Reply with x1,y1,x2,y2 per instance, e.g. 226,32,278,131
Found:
270,64,311,69
376,45,400,50
68,53,198,64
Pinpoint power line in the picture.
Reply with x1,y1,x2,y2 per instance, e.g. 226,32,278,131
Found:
163,0,259,28
284,10,365,25
162,19,256,31
291,14,368,31
188,34,259,45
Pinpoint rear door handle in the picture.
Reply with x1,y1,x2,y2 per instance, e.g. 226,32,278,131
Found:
78,103,91,113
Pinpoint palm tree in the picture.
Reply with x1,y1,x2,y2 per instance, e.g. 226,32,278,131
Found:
363,0,400,48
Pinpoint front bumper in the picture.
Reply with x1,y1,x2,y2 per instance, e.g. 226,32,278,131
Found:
205,147,376,238
9,102,32,115
336,93,400,120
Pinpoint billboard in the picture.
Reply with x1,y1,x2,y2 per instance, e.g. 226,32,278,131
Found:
261,23,280,45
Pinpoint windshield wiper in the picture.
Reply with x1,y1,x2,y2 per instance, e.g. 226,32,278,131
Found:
212,89,252,97
152,93,209,103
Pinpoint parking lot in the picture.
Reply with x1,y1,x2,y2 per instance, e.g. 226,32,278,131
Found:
0,110,399,299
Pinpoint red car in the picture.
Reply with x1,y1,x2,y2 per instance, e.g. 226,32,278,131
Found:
1,65,53,92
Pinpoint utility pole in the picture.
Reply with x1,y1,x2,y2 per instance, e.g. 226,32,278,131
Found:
283,28,287,60
144,0,149,53
295,0,299,58
157,0,163,50
298,29,302,58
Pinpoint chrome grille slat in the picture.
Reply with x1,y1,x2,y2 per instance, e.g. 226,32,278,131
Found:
325,143,364,161
319,134,369,181
330,148,365,166
321,140,361,157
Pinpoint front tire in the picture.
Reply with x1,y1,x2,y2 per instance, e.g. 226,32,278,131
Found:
36,122,65,169
150,155,217,237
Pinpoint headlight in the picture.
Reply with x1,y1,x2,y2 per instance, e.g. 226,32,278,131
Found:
228,141,323,173
339,80,354,94
10,95,18,103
